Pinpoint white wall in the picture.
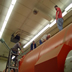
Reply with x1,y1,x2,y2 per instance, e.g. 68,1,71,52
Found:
0,60,7,72
64,50,72,72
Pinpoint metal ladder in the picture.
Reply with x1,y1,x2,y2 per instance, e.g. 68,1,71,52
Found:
5,49,19,72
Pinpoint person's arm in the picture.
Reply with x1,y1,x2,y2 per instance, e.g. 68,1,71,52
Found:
57,8,60,19
21,49,23,53
57,11,59,19
18,43,23,53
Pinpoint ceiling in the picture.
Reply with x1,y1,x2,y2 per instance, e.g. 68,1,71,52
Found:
0,0,72,57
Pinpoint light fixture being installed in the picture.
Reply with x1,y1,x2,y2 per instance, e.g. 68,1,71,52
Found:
23,3,72,48
0,0,17,38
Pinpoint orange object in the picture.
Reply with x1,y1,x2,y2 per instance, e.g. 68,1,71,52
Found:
19,23,72,72
4,23,72,72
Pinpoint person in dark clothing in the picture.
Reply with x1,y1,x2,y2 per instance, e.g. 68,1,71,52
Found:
31,41,36,50
11,42,23,61
39,40,43,45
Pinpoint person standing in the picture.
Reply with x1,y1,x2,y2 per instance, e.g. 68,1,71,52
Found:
11,42,23,61
31,41,36,50
54,5,64,31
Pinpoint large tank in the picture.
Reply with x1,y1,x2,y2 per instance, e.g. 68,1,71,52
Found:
19,23,72,72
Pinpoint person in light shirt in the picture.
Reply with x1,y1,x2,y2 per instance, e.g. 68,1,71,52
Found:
54,5,64,31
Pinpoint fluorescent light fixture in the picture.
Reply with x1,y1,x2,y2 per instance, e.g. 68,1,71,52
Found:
62,11,67,17
23,24,50,48
50,19,54,23
12,0,17,5
0,0,17,38
5,5,14,21
0,21,7,38
23,3,72,48
49,20,56,27
0,21,7,33
65,3,72,11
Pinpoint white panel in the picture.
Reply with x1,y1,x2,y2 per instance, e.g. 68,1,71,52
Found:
0,5,8,16
10,11,26,23
43,0,55,11
0,0,11,8
21,25,34,34
50,0,63,8
29,12,47,23
35,3,54,17
6,19,22,31
0,22,3,31
0,15,5,22
60,0,72,5
13,2,31,17
17,0,39,9
60,0,72,10
25,19,40,28
0,60,7,71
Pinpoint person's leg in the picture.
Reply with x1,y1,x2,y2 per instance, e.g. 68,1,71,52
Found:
57,18,64,31
12,51,17,61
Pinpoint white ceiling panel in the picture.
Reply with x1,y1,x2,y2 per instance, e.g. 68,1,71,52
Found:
0,5,3,13
13,2,31,17
29,12,47,23
42,0,55,12
38,19,49,26
17,0,39,9
60,0,72,6
0,22,3,31
35,3,54,18
25,18,41,28
21,24,34,34
60,0,72,11
0,5,8,16
0,15,5,22
10,11,26,23
6,19,23,31
22,40,28,45
2,29,13,37
0,0,11,8
21,33,34,38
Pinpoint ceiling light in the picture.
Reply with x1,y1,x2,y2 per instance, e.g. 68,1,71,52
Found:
62,11,67,17
5,5,14,21
65,3,72,11
12,0,17,5
50,19,54,23
0,0,17,38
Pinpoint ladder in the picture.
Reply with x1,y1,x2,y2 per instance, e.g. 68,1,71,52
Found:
5,49,19,72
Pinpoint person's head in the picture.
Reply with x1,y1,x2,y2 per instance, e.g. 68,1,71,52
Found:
46,34,51,40
54,5,58,10
33,41,35,44
19,42,21,46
